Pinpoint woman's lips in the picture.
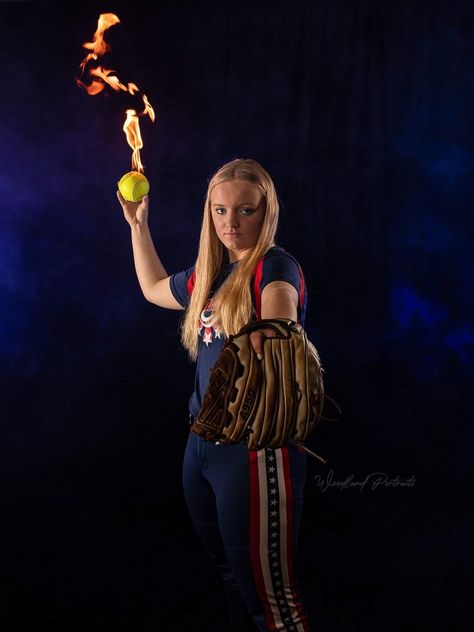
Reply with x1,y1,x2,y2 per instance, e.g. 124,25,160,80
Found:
224,232,241,236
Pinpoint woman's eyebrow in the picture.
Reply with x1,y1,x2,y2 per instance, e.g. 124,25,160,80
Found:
212,202,255,207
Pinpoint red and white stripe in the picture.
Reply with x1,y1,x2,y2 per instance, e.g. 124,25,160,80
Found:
249,448,310,631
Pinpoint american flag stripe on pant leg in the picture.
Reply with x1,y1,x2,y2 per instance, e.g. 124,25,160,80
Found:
249,447,310,631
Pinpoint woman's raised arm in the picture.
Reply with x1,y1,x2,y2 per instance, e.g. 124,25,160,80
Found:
116,191,184,310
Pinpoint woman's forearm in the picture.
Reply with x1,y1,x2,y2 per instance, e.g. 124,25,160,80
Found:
130,222,168,299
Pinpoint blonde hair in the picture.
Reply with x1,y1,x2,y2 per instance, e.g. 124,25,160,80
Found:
181,158,280,360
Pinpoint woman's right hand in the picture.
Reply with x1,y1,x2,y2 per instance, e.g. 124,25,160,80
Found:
116,190,149,228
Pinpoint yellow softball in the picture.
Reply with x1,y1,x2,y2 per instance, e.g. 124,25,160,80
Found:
118,171,150,202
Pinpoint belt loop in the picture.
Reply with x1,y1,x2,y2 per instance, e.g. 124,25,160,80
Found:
189,413,194,425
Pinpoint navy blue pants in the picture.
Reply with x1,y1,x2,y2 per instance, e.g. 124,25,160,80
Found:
182,428,311,631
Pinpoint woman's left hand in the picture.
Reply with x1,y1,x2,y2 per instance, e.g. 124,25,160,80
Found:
249,328,278,360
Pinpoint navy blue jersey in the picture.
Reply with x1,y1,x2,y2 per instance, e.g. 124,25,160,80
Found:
169,246,307,417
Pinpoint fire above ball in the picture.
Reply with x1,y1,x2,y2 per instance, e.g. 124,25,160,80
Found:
118,171,150,202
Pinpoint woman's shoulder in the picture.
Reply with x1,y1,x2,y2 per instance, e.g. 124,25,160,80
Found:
262,245,302,268
255,245,303,289
169,263,197,307
253,245,307,322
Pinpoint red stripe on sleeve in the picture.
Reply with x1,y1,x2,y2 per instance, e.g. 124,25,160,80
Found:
187,270,196,296
299,269,305,310
253,258,264,319
298,264,305,312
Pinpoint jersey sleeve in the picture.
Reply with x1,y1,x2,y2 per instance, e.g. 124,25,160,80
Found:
169,265,195,308
254,247,307,325
260,249,303,297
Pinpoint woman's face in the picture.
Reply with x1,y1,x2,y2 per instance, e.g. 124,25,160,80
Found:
210,179,265,262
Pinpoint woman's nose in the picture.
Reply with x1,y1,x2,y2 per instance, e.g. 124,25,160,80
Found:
226,210,239,227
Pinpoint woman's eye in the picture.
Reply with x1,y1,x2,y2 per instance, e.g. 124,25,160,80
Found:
214,207,254,215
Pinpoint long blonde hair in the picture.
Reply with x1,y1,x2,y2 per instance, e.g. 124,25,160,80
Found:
181,158,280,360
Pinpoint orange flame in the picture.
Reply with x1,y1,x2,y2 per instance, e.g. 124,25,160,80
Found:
123,95,156,173
76,13,155,173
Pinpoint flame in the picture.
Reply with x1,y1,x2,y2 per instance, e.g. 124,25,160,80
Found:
123,95,156,173
78,13,120,74
76,13,155,173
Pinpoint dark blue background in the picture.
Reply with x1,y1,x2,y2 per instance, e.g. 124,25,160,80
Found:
1,1,472,630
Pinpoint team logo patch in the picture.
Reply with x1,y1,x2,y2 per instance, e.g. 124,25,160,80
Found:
198,299,222,346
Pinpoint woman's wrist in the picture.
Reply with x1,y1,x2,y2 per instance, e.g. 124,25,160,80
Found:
130,219,149,233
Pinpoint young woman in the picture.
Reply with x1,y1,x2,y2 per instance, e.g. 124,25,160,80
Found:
117,159,311,631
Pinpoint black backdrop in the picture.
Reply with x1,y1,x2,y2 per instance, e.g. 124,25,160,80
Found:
0,1,472,630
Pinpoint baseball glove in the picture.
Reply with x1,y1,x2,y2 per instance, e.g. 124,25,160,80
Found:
190,318,326,461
